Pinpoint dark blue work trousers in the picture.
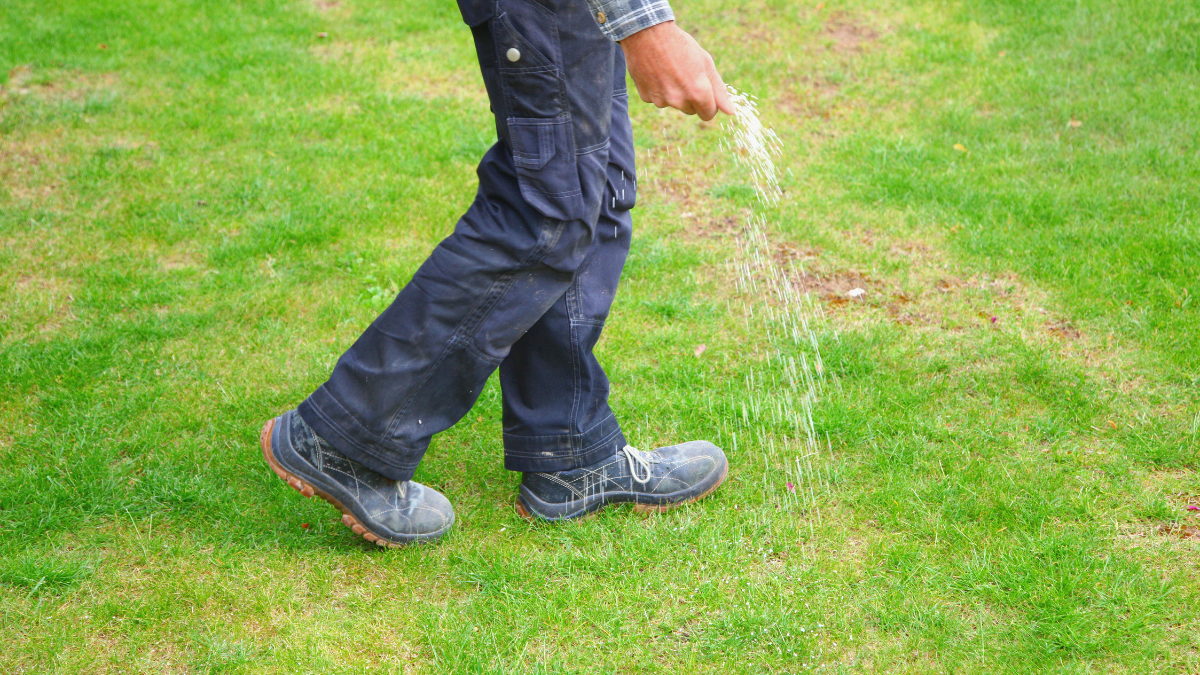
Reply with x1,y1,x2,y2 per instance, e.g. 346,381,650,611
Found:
299,0,636,481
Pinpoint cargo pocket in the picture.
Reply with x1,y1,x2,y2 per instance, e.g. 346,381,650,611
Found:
508,116,584,222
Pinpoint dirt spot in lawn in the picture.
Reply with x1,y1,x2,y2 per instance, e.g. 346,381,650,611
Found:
635,132,739,244
932,276,965,294
886,293,934,326
791,268,876,305
1169,490,1200,510
3,65,119,103
776,76,845,119
890,241,934,260
4,181,61,204
646,172,712,211
11,274,76,305
159,246,205,273
675,213,742,242
4,64,35,91
671,617,704,643
1158,522,1200,541
312,0,341,11
774,240,821,265
1048,319,1082,341
1,68,124,206
824,16,881,53
0,409,14,451
0,129,71,194
308,40,354,62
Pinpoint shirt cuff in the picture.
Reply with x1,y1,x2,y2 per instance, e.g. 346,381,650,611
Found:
585,0,675,42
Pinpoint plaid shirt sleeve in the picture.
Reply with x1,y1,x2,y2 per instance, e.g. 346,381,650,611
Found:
585,0,675,42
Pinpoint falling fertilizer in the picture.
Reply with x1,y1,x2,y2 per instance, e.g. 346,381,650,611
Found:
720,86,834,530
725,88,784,205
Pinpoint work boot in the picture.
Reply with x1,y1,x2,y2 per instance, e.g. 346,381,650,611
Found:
516,442,728,521
260,410,454,546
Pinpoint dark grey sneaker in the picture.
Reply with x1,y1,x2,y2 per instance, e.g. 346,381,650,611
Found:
260,410,454,546
516,442,729,521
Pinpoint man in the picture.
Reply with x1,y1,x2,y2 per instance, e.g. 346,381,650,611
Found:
260,0,735,546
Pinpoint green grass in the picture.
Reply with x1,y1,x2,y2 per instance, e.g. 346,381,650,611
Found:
2,0,1198,672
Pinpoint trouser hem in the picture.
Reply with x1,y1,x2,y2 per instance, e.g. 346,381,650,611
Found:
502,412,625,473
298,390,421,482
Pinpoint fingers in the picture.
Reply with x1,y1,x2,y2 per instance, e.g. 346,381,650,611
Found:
693,78,718,121
706,58,736,117
679,52,725,120
681,72,719,120
631,77,652,105
666,90,697,115
661,71,718,119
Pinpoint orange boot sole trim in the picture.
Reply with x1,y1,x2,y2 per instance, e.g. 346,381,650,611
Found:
260,417,403,548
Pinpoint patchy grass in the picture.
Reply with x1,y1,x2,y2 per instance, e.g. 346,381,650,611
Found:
1,0,1197,672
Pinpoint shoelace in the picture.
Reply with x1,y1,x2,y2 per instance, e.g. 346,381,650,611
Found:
622,444,653,484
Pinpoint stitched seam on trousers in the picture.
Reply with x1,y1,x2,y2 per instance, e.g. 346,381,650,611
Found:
579,423,622,453
376,316,499,442
380,268,520,438
502,411,617,445
381,215,567,438
503,408,613,442
525,186,583,198
496,38,565,119
495,12,567,146
304,393,422,472
567,278,583,453
460,335,506,366
457,214,566,341
502,412,621,458
576,139,610,156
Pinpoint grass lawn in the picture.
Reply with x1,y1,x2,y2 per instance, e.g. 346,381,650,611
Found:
2,0,1198,672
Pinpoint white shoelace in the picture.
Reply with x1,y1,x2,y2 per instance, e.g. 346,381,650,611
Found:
622,445,653,484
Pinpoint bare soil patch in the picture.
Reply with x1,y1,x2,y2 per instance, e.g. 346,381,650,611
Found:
675,212,742,242
823,15,881,54
791,267,876,305
774,73,852,121
889,241,933,260
1159,522,1200,541
3,65,119,102
1047,319,1083,341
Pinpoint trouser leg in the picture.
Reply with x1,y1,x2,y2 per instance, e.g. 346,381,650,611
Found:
500,66,637,473
298,0,620,481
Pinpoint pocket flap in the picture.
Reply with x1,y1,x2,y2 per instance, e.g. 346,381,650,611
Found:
456,0,495,26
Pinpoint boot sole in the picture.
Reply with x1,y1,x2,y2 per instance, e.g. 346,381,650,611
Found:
514,461,730,522
260,417,406,548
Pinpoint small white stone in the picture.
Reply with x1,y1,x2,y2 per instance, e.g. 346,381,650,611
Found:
847,287,866,298
506,47,521,62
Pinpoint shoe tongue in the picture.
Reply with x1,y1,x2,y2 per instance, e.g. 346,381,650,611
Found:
289,413,323,456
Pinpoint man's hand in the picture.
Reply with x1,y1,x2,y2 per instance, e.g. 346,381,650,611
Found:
620,21,734,121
